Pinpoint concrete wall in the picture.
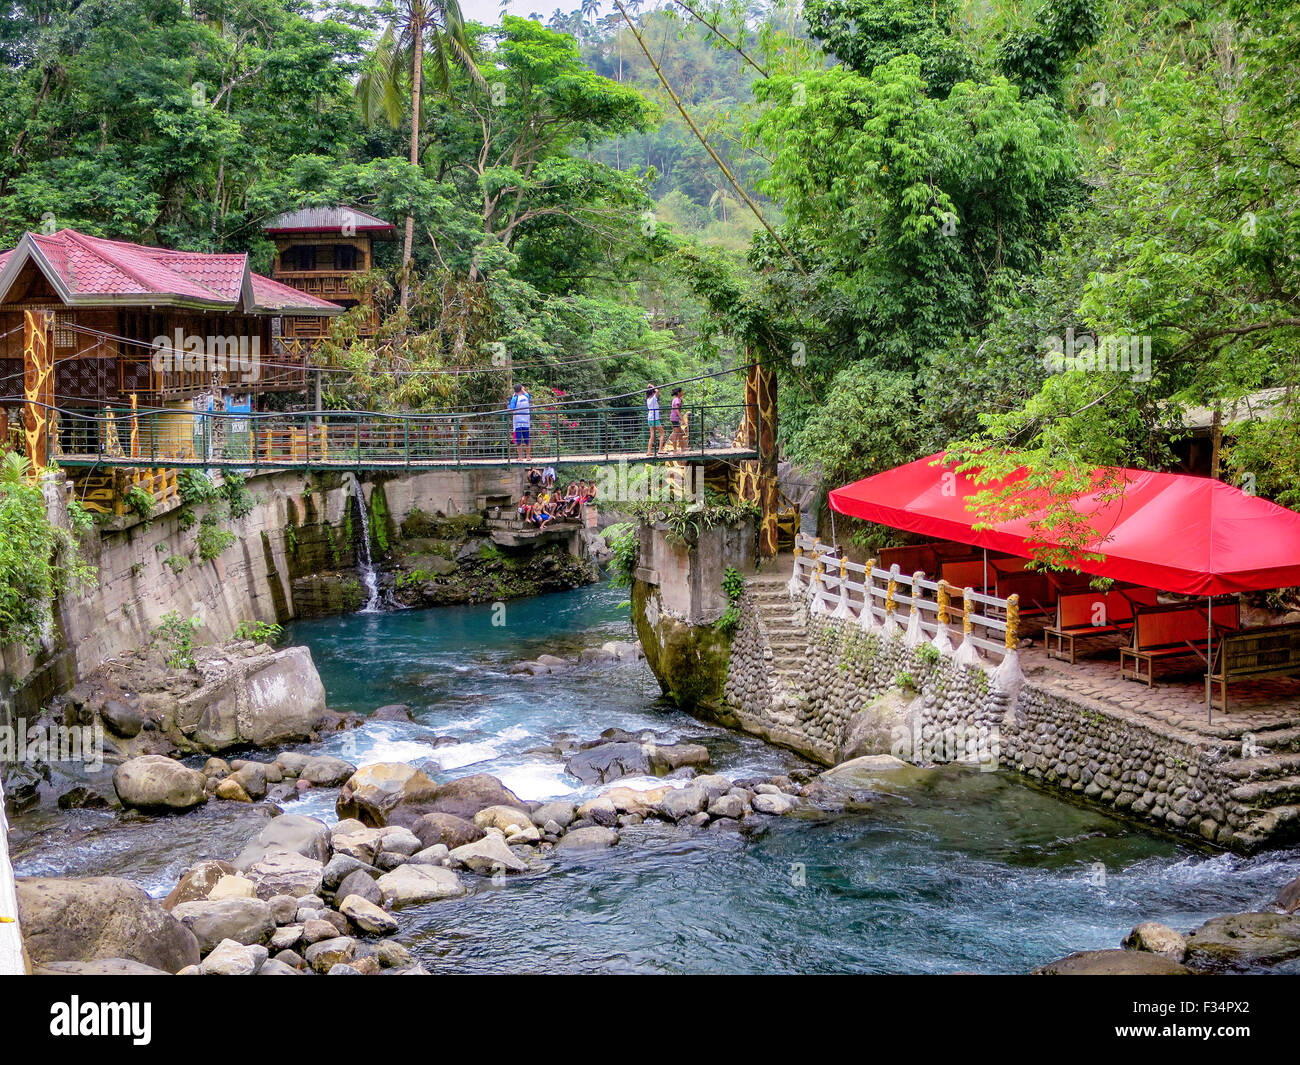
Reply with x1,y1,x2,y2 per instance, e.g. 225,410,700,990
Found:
0,465,524,719
721,591,1274,851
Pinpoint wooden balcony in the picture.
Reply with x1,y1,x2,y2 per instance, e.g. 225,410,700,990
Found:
272,270,366,301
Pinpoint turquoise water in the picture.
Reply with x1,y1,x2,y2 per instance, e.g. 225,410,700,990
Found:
12,582,1296,973
281,584,1297,975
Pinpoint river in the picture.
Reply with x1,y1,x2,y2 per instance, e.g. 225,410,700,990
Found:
11,582,1298,973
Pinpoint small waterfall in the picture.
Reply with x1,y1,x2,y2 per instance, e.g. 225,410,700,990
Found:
348,475,382,614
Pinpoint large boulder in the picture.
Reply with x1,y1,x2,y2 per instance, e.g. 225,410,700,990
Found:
1184,912,1300,970
339,895,399,936
421,774,525,822
232,815,331,870
112,755,207,812
37,958,170,976
336,763,441,827
1033,949,1192,975
177,645,327,752
169,898,276,955
201,938,268,976
17,876,200,973
408,812,484,850
473,805,535,833
336,869,382,907
375,865,466,907
565,742,650,785
659,785,708,821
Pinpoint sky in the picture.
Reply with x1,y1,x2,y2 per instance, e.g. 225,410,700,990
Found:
457,0,575,24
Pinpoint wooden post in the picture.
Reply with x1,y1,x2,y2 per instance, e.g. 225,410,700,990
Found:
22,309,54,473
745,360,780,558
937,579,951,625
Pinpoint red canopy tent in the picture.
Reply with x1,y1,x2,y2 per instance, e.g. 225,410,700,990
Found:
828,453,1300,596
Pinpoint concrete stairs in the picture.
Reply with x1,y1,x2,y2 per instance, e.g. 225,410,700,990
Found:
746,571,809,705
1212,723,1300,849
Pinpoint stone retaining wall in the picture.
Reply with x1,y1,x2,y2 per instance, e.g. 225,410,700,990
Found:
721,589,1262,850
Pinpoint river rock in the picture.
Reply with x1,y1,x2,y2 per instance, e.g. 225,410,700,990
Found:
243,852,324,900
1275,874,1300,914
257,958,301,975
305,936,356,973
339,895,399,936
409,845,450,865
267,895,300,924
566,741,650,785
576,796,618,826
708,794,747,819
1184,912,1300,970
331,828,386,865
336,869,382,907
270,925,303,951
1123,921,1188,962
376,865,466,907
100,699,144,738
372,704,414,721
1033,949,1192,975
556,826,618,852
377,941,414,968
530,801,576,829
178,645,326,752
601,786,668,816
448,833,528,875
169,898,276,955
231,762,268,800
473,805,535,832
112,755,207,812
753,792,795,815
216,778,253,803
208,874,258,901
163,859,239,910
336,762,441,826
422,774,525,821
301,755,357,787
380,826,424,856
233,814,331,870
647,742,710,775
36,958,171,976
322,854,369,890
659,785,707,821
17,876,200,973
200,938,268,976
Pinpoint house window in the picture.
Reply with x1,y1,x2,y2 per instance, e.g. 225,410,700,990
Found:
285,245,317,271
334,245,359,270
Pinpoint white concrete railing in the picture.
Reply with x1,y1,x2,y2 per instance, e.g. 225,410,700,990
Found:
0,774,25,974
788,533,1021,667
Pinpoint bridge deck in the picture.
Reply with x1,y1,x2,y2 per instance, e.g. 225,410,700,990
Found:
53,445,758,470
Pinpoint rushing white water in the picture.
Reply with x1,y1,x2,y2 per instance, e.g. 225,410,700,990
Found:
348,474,382,613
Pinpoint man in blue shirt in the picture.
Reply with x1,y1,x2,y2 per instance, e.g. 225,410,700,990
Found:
509,383,532,462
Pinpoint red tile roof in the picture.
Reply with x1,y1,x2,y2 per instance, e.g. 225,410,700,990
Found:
0,228,341,316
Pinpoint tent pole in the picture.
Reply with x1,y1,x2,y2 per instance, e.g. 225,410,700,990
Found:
1206,596,1213,725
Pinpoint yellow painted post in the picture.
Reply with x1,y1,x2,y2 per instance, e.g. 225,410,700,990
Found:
963,589,975,635
885,571,898,620
911,570,925,619
129,393,139,459
1006,593,1021,650
22,309,54,473
937,579,951,625
864,557,877,617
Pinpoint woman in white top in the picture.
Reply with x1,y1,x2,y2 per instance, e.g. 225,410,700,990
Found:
646,386,666,456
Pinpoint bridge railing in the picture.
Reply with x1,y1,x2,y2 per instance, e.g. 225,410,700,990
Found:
788,533,1020,664
48,402,754,468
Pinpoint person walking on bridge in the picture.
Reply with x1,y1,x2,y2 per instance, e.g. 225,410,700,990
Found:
510,383,532,462
646,386,666,456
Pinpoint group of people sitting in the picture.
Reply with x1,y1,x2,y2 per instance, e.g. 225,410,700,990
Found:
525,466,557,489
517,480,597,530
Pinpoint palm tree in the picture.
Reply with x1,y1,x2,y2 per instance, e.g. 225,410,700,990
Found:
581,0,601,28
356,1,485,312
